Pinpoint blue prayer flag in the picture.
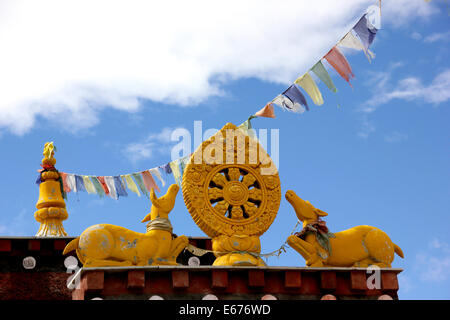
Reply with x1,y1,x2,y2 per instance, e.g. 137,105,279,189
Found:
113,176,128,197
161,163,172,174
353,15,377,51
75,175,86,192
283,84,309,111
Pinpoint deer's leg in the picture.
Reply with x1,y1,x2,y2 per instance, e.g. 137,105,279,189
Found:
287,235,325,267
287,235,315,260
306,255,324,267
168,235,189,263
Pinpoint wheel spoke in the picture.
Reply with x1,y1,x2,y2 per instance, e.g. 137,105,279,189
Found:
227,168,241,181
241,173,256,187
212,173,227,188
248,188,262,202
214,200,229,215
243,202,258,217
208,187,223,201
231,206,244,220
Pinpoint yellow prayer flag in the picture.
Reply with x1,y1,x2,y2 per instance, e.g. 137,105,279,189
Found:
83,176,97,194
124,174,141,197
294,72,324,106
169,160,182,186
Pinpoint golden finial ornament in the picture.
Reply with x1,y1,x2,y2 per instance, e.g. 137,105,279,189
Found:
35,142,68,237
182,123,281,266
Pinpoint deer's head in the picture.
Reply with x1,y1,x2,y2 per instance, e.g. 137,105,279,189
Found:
285,190,327,225
141,184,180,222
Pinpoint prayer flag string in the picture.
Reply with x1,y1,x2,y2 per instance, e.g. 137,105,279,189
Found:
258,3,381,118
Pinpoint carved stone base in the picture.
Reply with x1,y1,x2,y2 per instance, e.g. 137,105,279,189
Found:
212,234,265,266
213,252,266,266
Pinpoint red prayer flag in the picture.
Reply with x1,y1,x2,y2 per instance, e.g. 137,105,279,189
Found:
255,103,276,118
59,172,71,193
324,46,354,86
141,170,160,193
97,176,110,195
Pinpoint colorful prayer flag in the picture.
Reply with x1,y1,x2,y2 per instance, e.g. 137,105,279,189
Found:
179,156,191,176
272,94,305,113
282,84,309,111
60,172,71,193
324,46,354,86
141,170,160,193
123,174,141,197
161,163,172,174
75,175,86,192
255,103,276,118
294,72,324,106
310,61,337,93
149,168,165,187
114,176,128,197
338,31,375,62
82,176,97,194
353,15,378,52
96,176,110,195
66,174,76,192
132,173,149,197
365,4,381,30
90,176,105,198
104,176,117,200
169,160,182,186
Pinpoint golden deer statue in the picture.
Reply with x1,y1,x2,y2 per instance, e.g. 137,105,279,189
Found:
63,184,188,267
285,190,404,268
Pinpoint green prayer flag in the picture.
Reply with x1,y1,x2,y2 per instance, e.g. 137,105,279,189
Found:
169,160,182,186
90,177,105,198
132,173,149,197
311,61,337,93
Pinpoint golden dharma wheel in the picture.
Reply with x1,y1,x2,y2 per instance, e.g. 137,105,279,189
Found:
182,123,281,238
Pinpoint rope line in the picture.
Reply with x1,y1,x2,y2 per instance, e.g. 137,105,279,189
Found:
185,220,302,261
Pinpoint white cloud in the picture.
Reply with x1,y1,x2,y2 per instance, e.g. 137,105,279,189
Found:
415,239,450,282
429,238,450,253
357,115,375,139
411,32,423,40
357,62,448,139
381,0,439,28
124,127,179,163
398,238,450,298
362,68,450,111
0,0,440,135
384,131,408,143
424,31,450,43
357,61,403,114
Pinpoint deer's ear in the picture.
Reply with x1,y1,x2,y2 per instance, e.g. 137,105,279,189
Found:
150,188,155,198
150,188,159,207
315,209,328,217
141,213,151,223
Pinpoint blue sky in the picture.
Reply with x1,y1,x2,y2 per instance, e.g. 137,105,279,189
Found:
0,0,449,299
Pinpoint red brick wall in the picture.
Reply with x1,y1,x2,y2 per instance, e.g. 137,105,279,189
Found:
0,236,214,300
